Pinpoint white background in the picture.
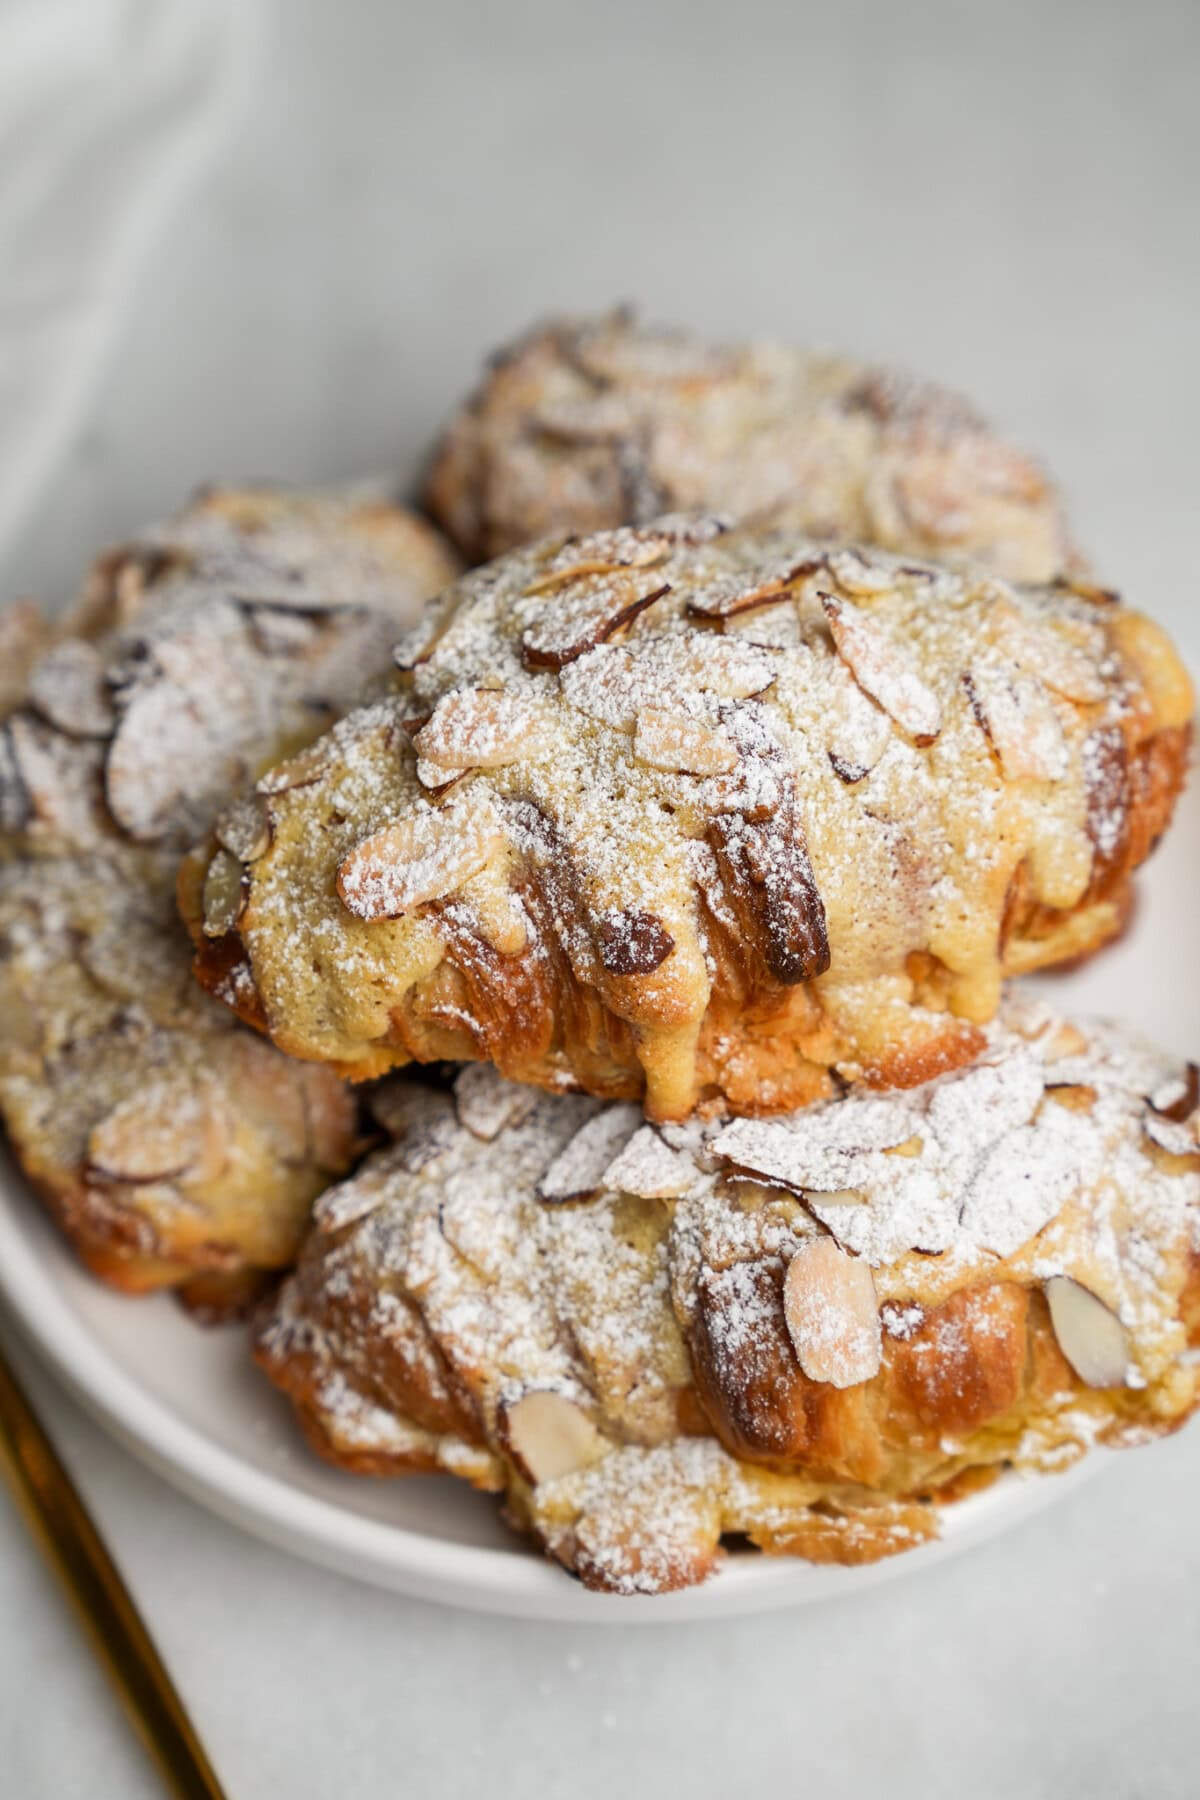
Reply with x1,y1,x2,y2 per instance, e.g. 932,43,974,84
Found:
1,1,1198,1794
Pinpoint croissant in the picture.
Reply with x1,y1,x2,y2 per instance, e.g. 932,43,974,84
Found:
190,519,1192,1120
257,1001,1200,1595
424,310,1080,582
0,487,458,1311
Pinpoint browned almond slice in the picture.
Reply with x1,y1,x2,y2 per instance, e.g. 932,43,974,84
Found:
596,907,675,976
601,1125,694,1198
215,792,271,863
498,1390,605,1484
783,1238,881,1388
337,799,507,921
28,641,114,738
413,687,548,771
825,671,892,783
991,601,1106,703
1142,1111,1199,1156
88,1090,225,1186
1150,1062,1199,1123
202,848,247,937
256,738,338,796
705,795,829,985
676,635,778,698
963,665,1068,781
633,706,737,776
538,1105,642,1202
572,324,736,387
454,1064,539,1141
521,578,669,670
820,593,942,744
545,525,675,580
1042,1021,1090,1062
531,393,636,442
1045,1277,1130,1387
687,560,816,620
822,547,894,597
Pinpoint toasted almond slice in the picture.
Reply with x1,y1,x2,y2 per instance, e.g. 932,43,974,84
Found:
521,577,669,670
202,848,247,937
990,600,1106,703
337,798,507,921
413,687,548,771
822,547,894,597
1045,1277,1130,1387
687,560,816,620
1150,1062,1199,1124
531,393,637,442
454,1065,539,1141
256,739,337,796
544,525,675,581
1042,1021,1090,1062
498,1390,605,1485
963,665,1068,781
633,706,737,776
28,641,114,738
88,1089,225,1186
215,792,271,863
674,635,778,699
1142,1111,1199,1156
820,593,942,744
783,1238,881,1388
538,1105,642,1203
601,1125,694,1199
825,669,892,783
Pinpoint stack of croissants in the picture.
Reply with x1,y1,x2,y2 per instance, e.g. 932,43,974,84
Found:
2,312,1196,1595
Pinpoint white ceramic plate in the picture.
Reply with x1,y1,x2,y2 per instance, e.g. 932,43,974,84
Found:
0,782,1195,1622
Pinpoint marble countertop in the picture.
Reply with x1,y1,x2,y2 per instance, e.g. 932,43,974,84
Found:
2,2,1198,1794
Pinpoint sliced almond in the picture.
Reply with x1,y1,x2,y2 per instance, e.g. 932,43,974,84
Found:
28,641,114,738
687,560,815,620
413,687,548,771
521,577,669,670
1045,1277,1130,1387
824,670,892,784
673,634,778,699
822,547,894,597
1150,1062,1199,1124
783,1238,881,1388
454,1064,539,1141
820,593,942,744
538,1105,642,1203
88,1089,226,1186
991,600,1106,703
256,738,338,796
202,848,247,937
601,1125,694,1199
215,792,271,863
1142,1111,1199,1157
337,798,508,921
531,393,636,443
543,525,674,581
498,1390,605,1485
633,707,737,776
963,665,1068,781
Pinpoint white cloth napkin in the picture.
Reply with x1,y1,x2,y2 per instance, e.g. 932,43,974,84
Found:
0,0,260,559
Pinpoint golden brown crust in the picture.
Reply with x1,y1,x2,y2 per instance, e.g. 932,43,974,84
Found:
423,312,1081,583
194,523,1192,1120
256,1012,1200,1594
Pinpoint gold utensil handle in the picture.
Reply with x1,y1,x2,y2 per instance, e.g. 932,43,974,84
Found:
0,1337,228,1800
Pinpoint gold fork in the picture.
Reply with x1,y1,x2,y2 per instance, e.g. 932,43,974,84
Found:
0,1335,228,1799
